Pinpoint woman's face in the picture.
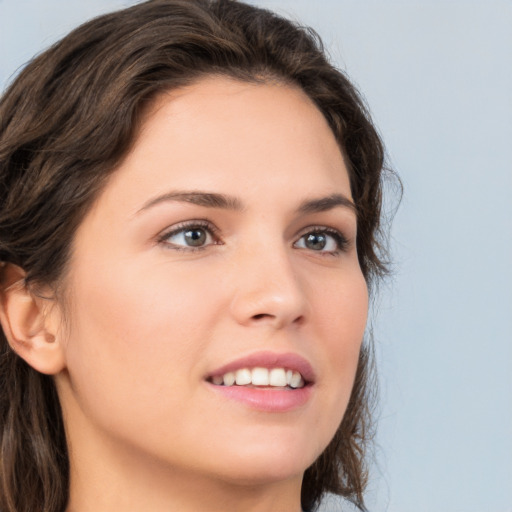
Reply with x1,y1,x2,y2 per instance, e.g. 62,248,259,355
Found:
55,77,368,487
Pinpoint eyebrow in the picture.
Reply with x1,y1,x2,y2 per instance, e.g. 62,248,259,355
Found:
138,191,244,213
297,193,357,215
137,190,356,215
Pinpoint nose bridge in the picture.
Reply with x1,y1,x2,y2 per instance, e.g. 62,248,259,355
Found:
229,230,308,328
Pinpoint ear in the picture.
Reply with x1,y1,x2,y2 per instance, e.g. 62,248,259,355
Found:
0,263,66,375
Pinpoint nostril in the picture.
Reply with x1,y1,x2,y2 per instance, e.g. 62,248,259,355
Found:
252,313,271,320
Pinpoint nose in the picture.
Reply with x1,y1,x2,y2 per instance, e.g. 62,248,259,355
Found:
229,242,309,330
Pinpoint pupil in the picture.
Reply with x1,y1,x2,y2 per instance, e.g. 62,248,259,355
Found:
306,233,326,250
185,229,206,246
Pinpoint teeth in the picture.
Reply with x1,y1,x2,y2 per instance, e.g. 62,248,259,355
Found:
251,367,269,386
212,367,305,388
235,368,252,386
286,370,302,387
212,375,224,386
269,368,287,387
289,371,304,389
223,372,235,386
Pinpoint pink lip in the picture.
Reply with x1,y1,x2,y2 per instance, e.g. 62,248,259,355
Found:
206,351,316,383
205,351,315,413
209,385,312,412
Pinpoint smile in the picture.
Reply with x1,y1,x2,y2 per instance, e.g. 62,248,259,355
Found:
205,351,315,412
209,367,306,389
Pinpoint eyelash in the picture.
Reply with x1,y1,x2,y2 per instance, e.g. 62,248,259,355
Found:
157,221,349,255
157,220,220,252
295,226,349,255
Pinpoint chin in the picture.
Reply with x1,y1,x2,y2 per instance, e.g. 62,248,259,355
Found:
203,433,324,485
217,459,309,487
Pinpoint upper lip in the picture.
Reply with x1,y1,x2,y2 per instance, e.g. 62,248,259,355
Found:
206,351,316,384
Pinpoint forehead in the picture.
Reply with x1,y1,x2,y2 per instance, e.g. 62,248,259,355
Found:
95,76,352,214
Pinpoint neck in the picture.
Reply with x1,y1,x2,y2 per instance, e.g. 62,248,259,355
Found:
67,458,303,512
64,422,303,512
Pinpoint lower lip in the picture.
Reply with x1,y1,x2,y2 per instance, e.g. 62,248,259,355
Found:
207,383,313,412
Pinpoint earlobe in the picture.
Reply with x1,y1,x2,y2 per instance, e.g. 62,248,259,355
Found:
0,263,66,375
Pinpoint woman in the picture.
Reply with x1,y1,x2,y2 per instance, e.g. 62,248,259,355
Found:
0,1,388,511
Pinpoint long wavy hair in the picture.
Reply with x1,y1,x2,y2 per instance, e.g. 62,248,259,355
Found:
0,1,389,511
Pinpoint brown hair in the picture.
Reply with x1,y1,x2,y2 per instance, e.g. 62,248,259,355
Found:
0,1,388,511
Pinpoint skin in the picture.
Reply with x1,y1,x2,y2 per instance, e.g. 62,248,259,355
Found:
3,77,369,512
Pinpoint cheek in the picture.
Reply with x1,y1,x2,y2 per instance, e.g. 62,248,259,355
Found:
69,257,219,351
319,266,368,352
61,260,223,426
313,267,368,415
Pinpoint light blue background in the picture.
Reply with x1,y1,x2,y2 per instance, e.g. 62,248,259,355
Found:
1,1,511,511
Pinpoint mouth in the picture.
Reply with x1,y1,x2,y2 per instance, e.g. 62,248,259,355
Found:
207,367,307,389
205,352,315,411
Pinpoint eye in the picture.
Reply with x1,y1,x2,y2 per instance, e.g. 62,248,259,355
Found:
158,221,218,250
294,228,348,254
